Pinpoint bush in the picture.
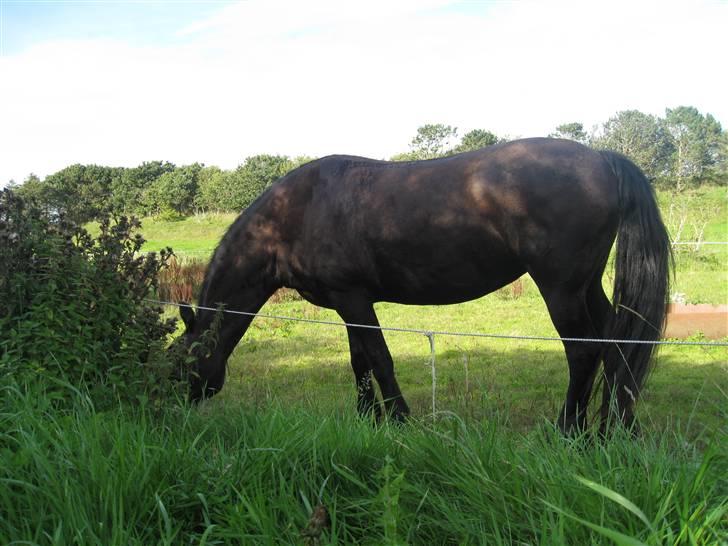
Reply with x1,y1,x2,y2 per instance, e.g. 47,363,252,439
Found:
0,189,179,409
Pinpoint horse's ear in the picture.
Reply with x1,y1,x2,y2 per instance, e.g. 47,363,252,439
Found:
179,303,196,331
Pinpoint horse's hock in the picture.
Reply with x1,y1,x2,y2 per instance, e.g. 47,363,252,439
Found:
665,304,728,339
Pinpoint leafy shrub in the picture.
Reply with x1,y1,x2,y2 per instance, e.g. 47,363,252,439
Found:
0,189,179,409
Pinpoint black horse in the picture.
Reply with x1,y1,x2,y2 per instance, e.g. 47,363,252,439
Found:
179,138,671,433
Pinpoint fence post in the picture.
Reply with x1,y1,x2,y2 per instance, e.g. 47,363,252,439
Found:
425,331,436,421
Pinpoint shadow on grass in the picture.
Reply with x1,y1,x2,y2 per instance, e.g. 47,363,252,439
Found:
220,331,727,436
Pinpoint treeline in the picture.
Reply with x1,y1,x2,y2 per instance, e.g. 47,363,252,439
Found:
404,106,726,191
10,105,725,223
552,106,726,191
12,155,314,224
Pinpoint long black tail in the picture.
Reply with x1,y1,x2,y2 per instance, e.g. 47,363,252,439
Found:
599,151,672,426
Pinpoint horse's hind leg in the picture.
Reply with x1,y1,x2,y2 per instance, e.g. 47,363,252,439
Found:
536,278,608,435
583,281,612,427
337,300,410,422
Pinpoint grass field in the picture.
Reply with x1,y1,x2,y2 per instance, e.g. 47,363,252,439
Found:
4,185,726,544
140,185,728,304
2,388,726,545
219,290,727,435
144,183,727,433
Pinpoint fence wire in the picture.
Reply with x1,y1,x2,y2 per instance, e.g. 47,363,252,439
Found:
148,299,728,348
166,241,728,256
149,295,726,419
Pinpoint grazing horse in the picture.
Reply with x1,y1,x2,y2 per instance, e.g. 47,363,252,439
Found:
179,138,671,433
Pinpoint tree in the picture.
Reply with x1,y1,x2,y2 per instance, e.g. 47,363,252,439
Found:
290,155,315,170
14,174,45,206
142,164,202,217
714,132,728,183
452,129,501,153
196,156,312,213
405,124,459,160
195,167,233,212
41,164,121,222
663,106,723,189
550,122,588,144
593,110,674,182
110,161,176,214
226,155,296,211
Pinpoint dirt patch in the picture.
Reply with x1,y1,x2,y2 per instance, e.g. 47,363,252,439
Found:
665,304,728,339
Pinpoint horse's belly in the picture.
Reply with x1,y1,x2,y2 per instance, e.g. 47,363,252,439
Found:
373,255,525,305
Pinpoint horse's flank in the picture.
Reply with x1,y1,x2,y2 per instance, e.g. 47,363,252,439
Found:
203,139,614,307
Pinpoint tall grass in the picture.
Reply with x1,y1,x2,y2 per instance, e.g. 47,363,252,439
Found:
157,256,301,304
1,383,725,545
158,256,207,302
29,185,723,544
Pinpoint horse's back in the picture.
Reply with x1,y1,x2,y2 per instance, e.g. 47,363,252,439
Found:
223,139,620,304
290,139,619,252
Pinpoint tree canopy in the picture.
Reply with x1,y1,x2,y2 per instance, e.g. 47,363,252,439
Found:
549,123,588,144
10,105,725,222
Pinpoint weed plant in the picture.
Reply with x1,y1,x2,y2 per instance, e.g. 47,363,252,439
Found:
158,256,207,303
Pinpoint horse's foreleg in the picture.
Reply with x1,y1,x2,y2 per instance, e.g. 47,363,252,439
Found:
337,301,410,422
345,325,381,421
190,282,278,400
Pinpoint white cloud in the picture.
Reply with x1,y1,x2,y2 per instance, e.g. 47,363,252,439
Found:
1,0,726,185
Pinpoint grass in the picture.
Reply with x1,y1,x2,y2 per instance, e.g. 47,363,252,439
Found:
5,185,725,544
658,185,727,246
137,186,727,304
1,384,726,545
658,184,727,304
140,212,236,256
221,284,728,437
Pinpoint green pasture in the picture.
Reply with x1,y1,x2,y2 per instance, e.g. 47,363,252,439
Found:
7,184,722,544
140,185,727,304
140,212,236,256
219,285,727,438
144,184,727,432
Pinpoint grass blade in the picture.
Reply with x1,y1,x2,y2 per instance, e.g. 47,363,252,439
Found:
575,475,654,530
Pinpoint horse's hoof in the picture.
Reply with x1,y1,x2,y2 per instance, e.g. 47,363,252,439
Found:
556,416,584,438
387,409,410,425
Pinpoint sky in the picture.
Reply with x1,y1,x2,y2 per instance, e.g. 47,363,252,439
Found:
1,0,726,186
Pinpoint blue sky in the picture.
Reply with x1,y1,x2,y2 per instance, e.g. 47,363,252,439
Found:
1,0,726,185
1,1,232,54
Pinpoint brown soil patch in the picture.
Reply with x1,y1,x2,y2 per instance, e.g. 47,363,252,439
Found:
665,304,728,339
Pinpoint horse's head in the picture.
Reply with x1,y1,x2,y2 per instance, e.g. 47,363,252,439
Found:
178,303,226,402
